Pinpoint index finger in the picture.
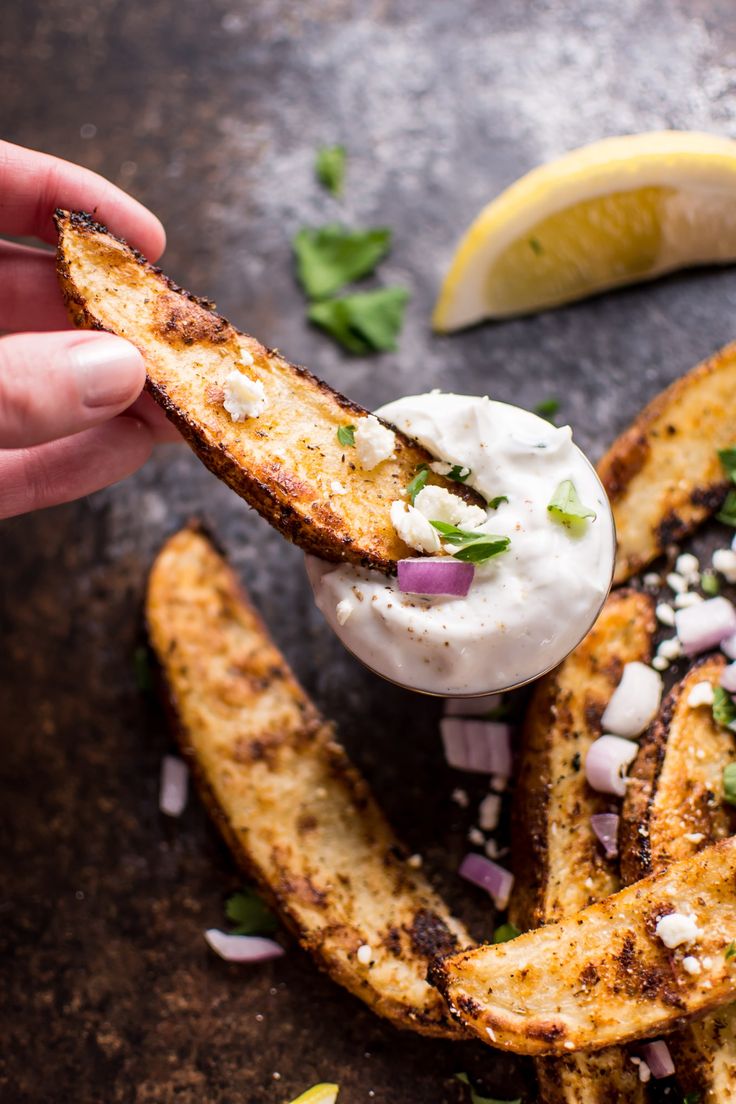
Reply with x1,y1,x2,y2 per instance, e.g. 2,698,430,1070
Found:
0,140,166,260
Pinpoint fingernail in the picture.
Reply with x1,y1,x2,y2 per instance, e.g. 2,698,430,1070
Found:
70,336,145,408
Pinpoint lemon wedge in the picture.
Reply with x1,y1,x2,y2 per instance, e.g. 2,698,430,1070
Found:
286,1085,339,1104
433,131,736,329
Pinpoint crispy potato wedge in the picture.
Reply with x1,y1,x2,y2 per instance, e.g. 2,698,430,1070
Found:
621,656,736,1102
55,210,481,574
511,590,654,1103
429,836,736,1055
146,525,471,1037
596,341,736,584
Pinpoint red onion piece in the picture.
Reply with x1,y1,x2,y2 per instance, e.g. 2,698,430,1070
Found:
640,1040,675,1079
204,929,284,963
397,558,474,597
590,812,620,858
601,662,662,738
675,597,736,657
585,735,638,797
444,693,503,716
159,755,189,817
459,852,514,908
721,663,736,694
723,633,736,661
440,718,512,775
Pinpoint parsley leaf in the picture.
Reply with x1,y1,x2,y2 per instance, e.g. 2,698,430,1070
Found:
488,495,509,510
717,488,736,528
455,1073,520,1104
293,224,391,300
225,889,278,936
683,1095,702,1104
547,480,596,527
701,570,720,596
447,465,471,483
493,922,520,944
315,145,346,196
528,238,543,256
133,646,154,693
723,762,736,806
406,465,429,504
534,398,559,421
337,424,355,447
308,287,409,354
726,941,736,960
430,520,511,565
719,445,736,482
715,688,736,734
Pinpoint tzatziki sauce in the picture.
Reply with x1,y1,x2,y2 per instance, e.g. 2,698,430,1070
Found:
305,392,615,696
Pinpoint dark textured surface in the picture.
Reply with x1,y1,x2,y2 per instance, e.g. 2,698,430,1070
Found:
3,1,736,1101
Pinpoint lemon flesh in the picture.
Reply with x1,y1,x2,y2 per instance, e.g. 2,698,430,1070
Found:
286,1085,339,1104
434,131,736,329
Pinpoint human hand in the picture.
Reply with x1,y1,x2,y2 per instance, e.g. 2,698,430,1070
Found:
0,139,179,520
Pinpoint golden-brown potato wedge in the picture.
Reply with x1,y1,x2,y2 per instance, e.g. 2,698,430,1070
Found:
429,836,736,1055
146,525,471,1037
55,209,481,574
511,590,654,1103
621,657,736,1102
596,341,736,584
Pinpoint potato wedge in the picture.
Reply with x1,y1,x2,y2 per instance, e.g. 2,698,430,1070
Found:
429,836,736,1055
596,341,736,584
55,209,481,574
146,525,471,1037
621,656,736,1101
511,590,654,1102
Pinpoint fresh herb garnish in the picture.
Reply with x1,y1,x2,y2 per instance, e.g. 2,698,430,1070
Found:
719,445,736,482
337,424,356,447
717,489,736,528
683,1094,702,1104
406,465,429,504
308,287,409,354
488,495,509,510
534,398,559,421
723,761,736,806
455,1073,520,1104
430,520,511,565
547,479,596,528
726,941,736,960
315,145,346,197
133,645,154,693
715,688,736,733
447,464,471,483
293,224,391,300
492,922,521,944
529,238,543,255
225,889,278,936
701,570,720,596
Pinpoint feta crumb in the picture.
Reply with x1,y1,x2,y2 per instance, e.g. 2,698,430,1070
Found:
643,572,662,587
636,1059,651,1084
682,955,701,975
413,484,487,531
484,838,500,859
390,500,441,554
702,956,713,969
563,1041,575,1051
485,1026,497,1043
478,793,502,831
330,480,348,495
676,553,700,581
356,943,372,965
336,599,353,626
584,876,594,890
658,637,683,661
714,548,736,584
222,370,267,420
675,591,703,609
687,681,714,708
407,853,423,869
684,832,705,844
656,603,676,626
666,571,688,594
652,656,670,671
429,461,471,481
656,911,700,949
354,415,395,470
451,788,469,808
490,774,508,793
468,826,485,846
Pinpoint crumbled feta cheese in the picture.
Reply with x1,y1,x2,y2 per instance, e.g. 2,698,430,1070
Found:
451,788,469,807
702,956,713,969
336,599,353,626
484,838,500,859
390,500,441,554
666,572,688,594
682,955,701,975
413,484,487,530
656,911,700,949
354,415,395,470
584,876,594,890
407,853,423,869
658,637,683,661
675,591,703,609
656,603,676,626
478,794,502,831
467,826,485,846
222,370,267,420
630,1057,651,1084
356,943,372,965
714,549,736,584
490,774,508,793
429,461,471,481
676,553,700,582
687,681,715,708
643,573,662,587
684,832,705,844
652,656,669,671
330,480,348,495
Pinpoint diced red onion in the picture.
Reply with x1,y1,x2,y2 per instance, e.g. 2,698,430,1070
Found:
585,735,638,797
590,812,620,858
722,663,736,694
675,597,736,657
459,852,514,909
444,693,503,716
441,718,512,775
640,1040,675,1079
398,558,474,597
600,662,662,738
204,929,284,962
159,755,189,817
723,633,736,661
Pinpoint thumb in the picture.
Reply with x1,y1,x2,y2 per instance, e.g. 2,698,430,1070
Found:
0,330,145,448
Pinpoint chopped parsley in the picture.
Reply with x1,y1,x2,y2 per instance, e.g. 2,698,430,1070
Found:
430,520,511,565
726,941,736,960
225,889,278,936
337,424,356,447
717,489,736,528
315,145,346,196
492,922,521,944
293,224,391,300
683,1095,701,1104
719,445,736,482
529,238,543,255
715,687,736,733
447,464,471,483
534,398,559,421
488,495,509,510
723,761,736,806
308,286,409,354
133,645,154,693
406,465,429,504
701,570,720,596
547,479,596,528
455,1073,521,1104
